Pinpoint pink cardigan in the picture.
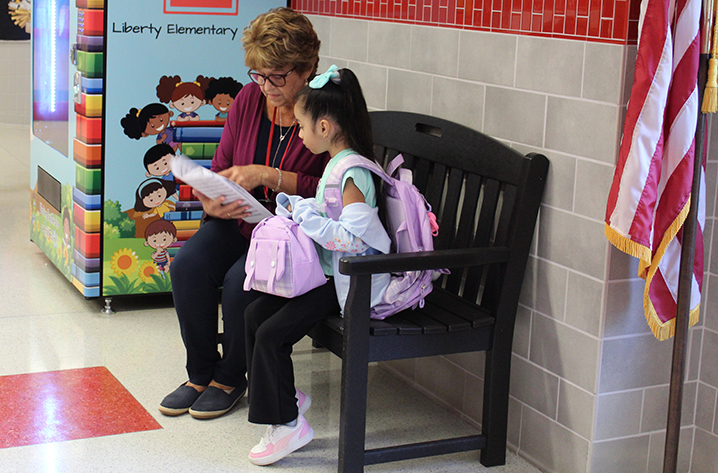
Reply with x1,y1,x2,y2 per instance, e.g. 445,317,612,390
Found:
211,82,330,239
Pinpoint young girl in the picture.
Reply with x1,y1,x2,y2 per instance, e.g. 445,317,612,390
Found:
244,66,391,466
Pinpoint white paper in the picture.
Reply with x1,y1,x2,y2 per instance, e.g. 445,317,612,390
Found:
170,155,273,224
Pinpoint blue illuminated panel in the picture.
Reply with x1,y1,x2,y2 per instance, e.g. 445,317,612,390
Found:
33,0,70,156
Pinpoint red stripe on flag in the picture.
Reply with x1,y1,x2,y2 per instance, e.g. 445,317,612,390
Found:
627,143,663,249
605,0,669,221
605,0,703,340
652,149,693,238
649,264,678,320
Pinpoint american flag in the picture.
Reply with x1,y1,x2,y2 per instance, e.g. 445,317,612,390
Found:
605,0,704,340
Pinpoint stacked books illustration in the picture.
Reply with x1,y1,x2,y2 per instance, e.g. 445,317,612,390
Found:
163,120,225,258
71,2,105,298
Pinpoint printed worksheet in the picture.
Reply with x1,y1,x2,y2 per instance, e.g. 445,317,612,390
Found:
171,155,273,224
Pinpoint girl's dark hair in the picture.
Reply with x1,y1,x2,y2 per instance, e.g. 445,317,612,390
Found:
297,68,387,226
120,103,170,139
205,77,243,101
296,68,374,159
134,178,176,212
143,143,175,170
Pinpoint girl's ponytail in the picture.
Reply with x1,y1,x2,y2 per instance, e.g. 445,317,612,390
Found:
120,108,144,139
297,66,387,230
337,69,373,159
296,67,374,159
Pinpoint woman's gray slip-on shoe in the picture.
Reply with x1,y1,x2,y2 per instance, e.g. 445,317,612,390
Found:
188,385,246,419
159,383,203,416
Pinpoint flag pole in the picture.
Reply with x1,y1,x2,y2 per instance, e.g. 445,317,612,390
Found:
662,2,712,470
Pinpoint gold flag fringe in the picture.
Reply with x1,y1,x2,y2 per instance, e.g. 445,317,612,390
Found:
702,0,718,113
604,224,651,263
645,296,701,341
640,198,695,340
606,196,699,340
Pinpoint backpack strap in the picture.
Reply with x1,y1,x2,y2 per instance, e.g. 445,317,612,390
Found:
385,154,404,177
266,243,278,295
323,153,391,221
244,240,257,292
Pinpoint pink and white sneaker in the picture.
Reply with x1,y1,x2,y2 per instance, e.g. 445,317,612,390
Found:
296,388,311,416
248,414,314,466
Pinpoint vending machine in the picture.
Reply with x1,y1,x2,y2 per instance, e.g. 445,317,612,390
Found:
30,0,285,302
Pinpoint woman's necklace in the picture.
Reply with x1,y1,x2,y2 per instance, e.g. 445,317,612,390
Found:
264,107,298,200
278,113,296,141
269,109,296,168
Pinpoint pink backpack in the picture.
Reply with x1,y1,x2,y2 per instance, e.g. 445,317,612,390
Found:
323,154,443,319
244,216,328,298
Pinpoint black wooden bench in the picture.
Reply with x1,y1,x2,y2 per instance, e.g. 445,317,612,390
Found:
307,111,549,472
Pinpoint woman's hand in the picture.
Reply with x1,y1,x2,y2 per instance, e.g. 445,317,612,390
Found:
194,190,251,220
218,165,269,192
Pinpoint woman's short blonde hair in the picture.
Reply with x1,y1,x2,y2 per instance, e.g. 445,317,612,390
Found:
242,7,320,77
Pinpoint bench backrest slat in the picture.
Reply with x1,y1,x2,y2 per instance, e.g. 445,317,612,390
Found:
370,111,547,317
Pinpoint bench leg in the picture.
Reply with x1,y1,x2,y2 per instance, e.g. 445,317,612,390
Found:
337,275,372,473
480,348,510,466
338,350,370,473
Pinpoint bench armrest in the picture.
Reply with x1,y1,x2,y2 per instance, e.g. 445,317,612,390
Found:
338,246,510,276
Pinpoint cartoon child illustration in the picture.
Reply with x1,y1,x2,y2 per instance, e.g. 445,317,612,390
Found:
144,143,179,199
120,103,178,151
133,178,177,220
156,75,214,122
144,219,177,276
205,77,242,122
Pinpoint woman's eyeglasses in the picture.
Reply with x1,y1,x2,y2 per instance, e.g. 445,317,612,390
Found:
247,68,295,87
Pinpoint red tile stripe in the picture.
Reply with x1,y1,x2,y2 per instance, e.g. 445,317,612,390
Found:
292,0,638,44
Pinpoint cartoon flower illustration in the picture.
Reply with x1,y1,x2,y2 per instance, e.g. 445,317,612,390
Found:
138,261,159,283
110,248,138,276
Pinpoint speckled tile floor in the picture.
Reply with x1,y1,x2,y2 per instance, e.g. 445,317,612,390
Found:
0,124,544,472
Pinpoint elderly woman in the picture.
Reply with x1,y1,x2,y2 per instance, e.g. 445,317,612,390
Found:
160,8,329,419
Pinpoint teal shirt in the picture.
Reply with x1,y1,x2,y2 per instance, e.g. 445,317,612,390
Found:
315,149,377,208
315,149,378,274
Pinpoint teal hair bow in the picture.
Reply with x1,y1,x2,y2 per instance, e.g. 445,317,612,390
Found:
309,64,340,89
